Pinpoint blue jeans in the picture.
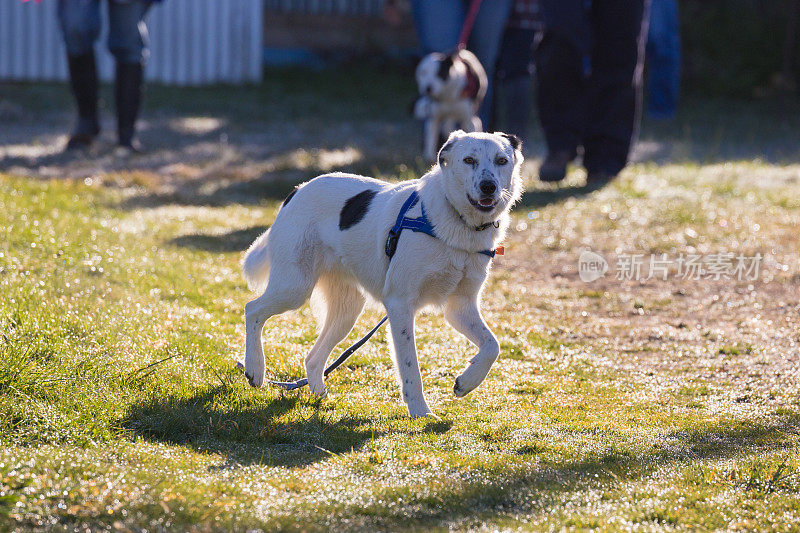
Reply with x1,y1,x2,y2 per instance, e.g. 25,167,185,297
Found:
646,0,680,118
57,0,151,63
411,0,514,129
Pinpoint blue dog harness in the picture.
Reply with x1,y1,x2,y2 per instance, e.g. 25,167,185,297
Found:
385,190,498,259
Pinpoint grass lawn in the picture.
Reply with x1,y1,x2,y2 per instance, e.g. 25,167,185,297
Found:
1,68,800,530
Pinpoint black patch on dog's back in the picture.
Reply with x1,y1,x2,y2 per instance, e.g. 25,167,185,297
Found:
282,186,299,208
339,189,377,230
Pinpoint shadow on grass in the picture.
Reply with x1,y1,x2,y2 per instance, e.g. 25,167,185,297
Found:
120,175,302,209
168,225,268,253
131,163,606,214
420,420,454,434
518,181,609,209
115,150,414,210
122,385,380,468
307,414,800,529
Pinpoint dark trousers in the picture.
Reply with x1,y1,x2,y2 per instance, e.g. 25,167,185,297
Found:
493,27,536,144
535,0,649,174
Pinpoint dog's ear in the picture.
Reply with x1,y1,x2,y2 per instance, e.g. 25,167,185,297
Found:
437,129,466,167
437,55,454,80
410,96,422,116
437,139,455,167
497,132,522,152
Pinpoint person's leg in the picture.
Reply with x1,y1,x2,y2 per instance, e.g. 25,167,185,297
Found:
57,0,102,149
582,0,649,182
494,27,535,144
107,0,152,151
646,0,680,119
468,0,514,129
409,0,463,53
534,0,593,181
492,26,513,136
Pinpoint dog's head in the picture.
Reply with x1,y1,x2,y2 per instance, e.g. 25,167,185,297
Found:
415,52,455,99
436,130,524,220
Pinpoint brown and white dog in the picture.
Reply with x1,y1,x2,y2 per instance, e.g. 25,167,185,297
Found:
414,49,488,162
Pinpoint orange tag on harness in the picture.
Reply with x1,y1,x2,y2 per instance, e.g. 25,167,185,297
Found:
494,246,505,256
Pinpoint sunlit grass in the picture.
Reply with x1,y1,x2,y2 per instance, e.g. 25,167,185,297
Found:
2,155,800,531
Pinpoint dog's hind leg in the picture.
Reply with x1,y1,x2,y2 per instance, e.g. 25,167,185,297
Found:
305,274,365,398
244,264,315,388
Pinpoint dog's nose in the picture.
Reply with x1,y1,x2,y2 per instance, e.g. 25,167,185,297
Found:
479,180,497,195
425,86,432,95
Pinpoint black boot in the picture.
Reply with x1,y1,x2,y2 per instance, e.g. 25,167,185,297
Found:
65,53,100,151
539,149,576,182
115,61,144,153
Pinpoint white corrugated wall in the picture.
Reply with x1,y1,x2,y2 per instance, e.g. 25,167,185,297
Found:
0,0,263,85
263,0,385,15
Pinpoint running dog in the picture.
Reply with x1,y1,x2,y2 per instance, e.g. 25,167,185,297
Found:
414,49,488,162
241,130,522,418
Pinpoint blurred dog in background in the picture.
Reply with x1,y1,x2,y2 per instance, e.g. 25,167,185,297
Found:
414,49,487,161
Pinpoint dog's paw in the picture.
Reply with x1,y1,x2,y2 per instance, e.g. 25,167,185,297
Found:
244,368,264,388
246,373,264,388
308,382,328,399
237,359,265,388
410,410,439,420
453,377,468,397
407,401,437,419
453,371,484,397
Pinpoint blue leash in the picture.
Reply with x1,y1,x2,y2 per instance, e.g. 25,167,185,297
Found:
264,189,493,391
267,316,388,390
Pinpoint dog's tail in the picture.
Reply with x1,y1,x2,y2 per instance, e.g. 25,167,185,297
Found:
243,228,271,293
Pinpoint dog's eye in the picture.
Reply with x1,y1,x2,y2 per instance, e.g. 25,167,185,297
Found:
496,157,508,166
463,157,476,165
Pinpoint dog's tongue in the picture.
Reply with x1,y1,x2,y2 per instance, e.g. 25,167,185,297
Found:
479,198,494,207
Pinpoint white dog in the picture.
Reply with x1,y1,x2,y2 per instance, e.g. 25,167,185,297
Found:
241,131,523,418
414,49,488,162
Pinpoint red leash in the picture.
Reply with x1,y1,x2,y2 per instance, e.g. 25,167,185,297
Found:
457,0,484,50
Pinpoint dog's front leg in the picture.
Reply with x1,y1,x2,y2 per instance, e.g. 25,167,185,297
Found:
423,116,441,162
385,299,435,418
445,295,500,397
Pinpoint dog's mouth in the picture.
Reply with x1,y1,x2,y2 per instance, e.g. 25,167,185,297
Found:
468,194,497,212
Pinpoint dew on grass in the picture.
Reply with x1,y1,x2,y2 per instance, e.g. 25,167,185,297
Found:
3,151,800,529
